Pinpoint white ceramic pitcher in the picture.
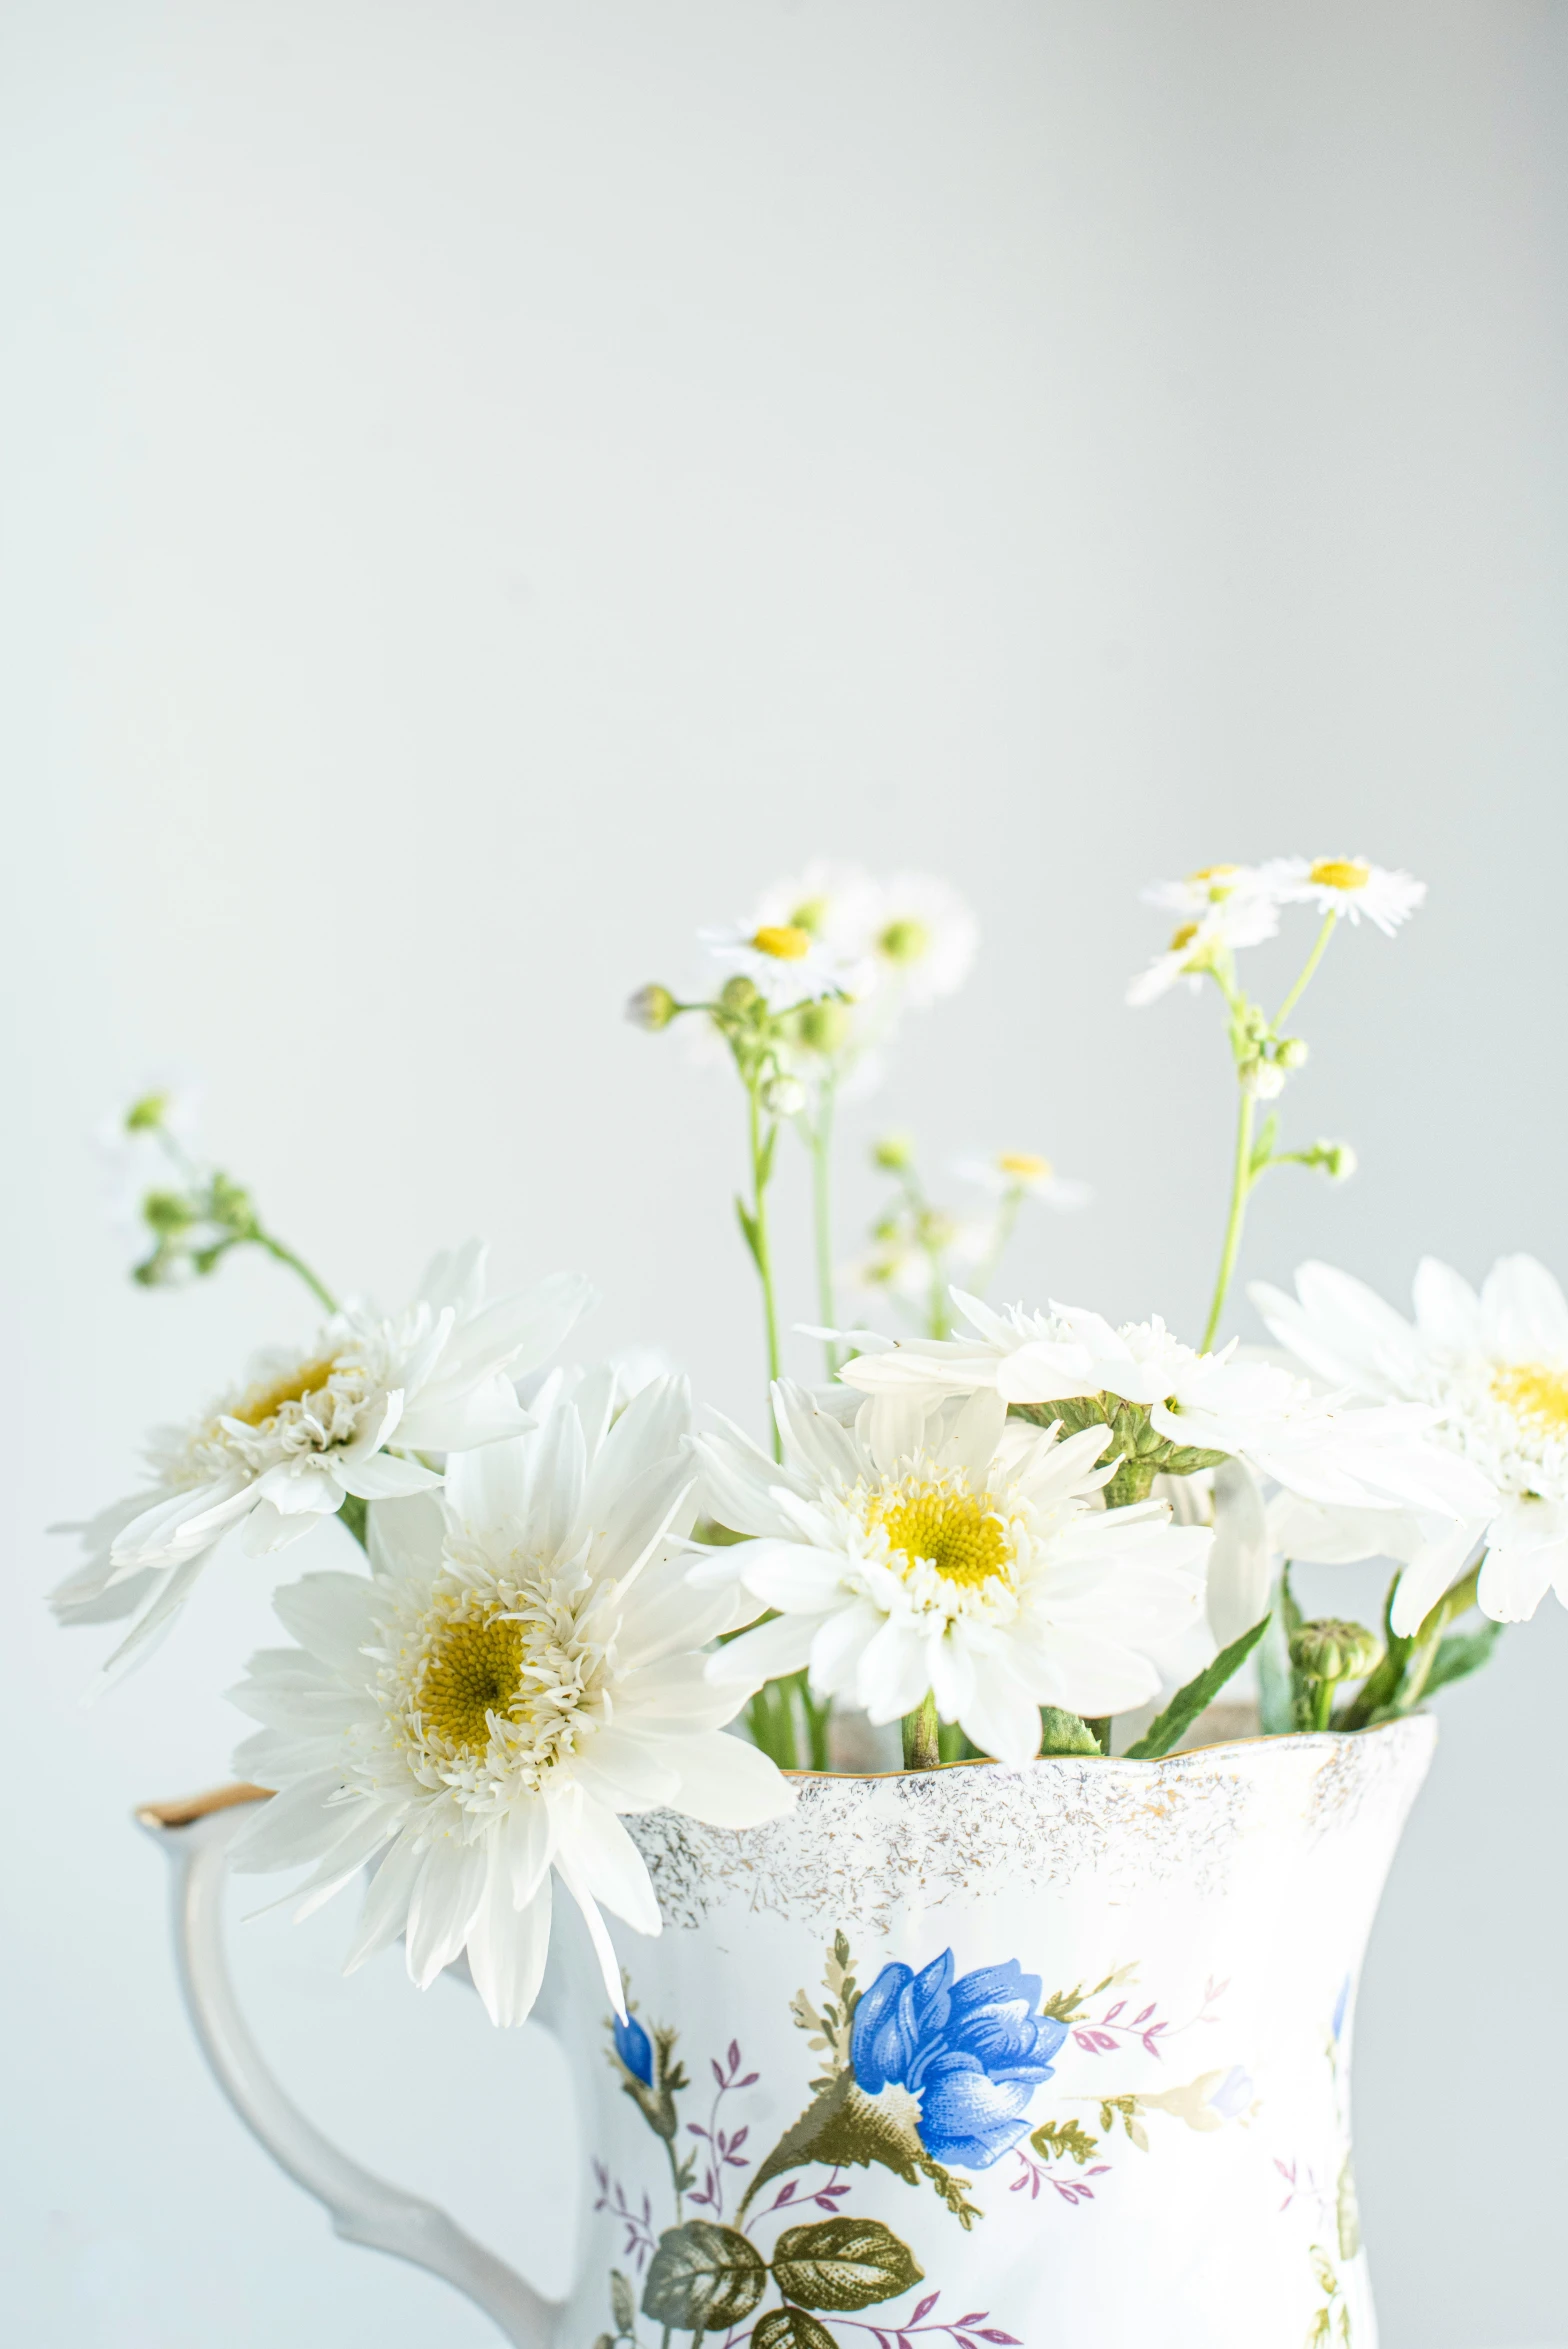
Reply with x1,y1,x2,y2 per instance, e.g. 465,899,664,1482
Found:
142,1717,1433,2348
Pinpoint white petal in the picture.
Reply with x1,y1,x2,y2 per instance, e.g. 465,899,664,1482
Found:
271,1572,376,1671
553,1852,630,2017
229,1773,354,1870
705,1611,821,1691
958,1659,1042,1764
444,1436,532,1538
343,1832,427,1974
660,1732,796,1825
405,1835,490,1989
572,1727,683,1813
467,1866,553,2027
334,1450,443,1502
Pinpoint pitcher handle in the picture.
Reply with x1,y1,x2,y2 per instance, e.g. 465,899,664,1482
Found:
138,1786,561,2348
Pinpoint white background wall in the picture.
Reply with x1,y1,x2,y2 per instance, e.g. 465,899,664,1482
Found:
3,3,1565,2343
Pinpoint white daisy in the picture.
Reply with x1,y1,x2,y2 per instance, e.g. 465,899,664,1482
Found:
1141,864,1277,923
1256,857,1425,935
1126,893,1280,1008
1252,1256,1568,1627
858,872,979,1007
749,861,883,960
836,1291,1494,1521
51,1245,594,1680
698,917,866,1011
693,1383,1210,1761
955,1151,1091,1211
225,1372,792,2027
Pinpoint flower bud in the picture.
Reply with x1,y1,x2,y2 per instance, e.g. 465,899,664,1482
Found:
792,998,853,1056
719,974,760,1014
124,1090,171,1133
762,1074,807,1117
1289,1619,1383,1685
1242,1059,1286,1100
1321,1140,1356,1181
625,982,677,1033
871,1132,914,1173
1276,1037,1310,1070
142,1188,196,1236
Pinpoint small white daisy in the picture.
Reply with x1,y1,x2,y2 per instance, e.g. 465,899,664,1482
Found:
1253,1256,1568,1627
1126,893,1279,1008
698,917,866,1011
225,1372,792,2027
859,873,979,1007
1257,857,1425,936
1141,864,1276,922
955,1152,1091,1211
52,1244,594,1681
693,1383,1210,1761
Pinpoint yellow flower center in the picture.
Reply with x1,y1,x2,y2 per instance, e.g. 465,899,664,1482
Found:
1169,922,1200,952
231,1358,337,1429
752,924,812,961
415,1608,528,1758
998,1151,1050,1179
1189,863,1239,901
1493,1361,1568,1435
879,917,930,965
868,1475,1011,1588
1309,859,1370,892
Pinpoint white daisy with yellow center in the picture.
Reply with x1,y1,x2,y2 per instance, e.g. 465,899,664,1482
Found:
225,1371,792,2027
956,1151,1092,1210
1258,856,1426,935
694,1383,1211,1762
1125,887,1281,1007
698,911,868,1010
1253,1256,1568,1628
51,1243,593,1682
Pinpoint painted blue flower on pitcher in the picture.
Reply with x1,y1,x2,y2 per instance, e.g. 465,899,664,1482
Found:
850,1951,1067,2170
613,2010,654,2087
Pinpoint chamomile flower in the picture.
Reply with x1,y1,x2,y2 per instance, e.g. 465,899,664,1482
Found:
698,917,865,1011
956,1152,1091,1211
1257,857,1425,935
837,1291,1494,1521
1141,864,1275,922
1126,892,1279,1007
51,1246,594,1681
1252,1256,1568,1627
749,862,883,960
861,873,979,1007
694,1384,1210,1761
225,1373,792,2027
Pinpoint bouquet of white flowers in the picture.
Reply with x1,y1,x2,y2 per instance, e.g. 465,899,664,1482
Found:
59,852,1557,2034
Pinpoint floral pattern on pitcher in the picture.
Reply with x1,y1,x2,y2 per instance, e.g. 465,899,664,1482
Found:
590,1934,1254,2347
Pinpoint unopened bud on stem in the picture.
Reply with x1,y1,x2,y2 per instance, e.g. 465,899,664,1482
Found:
625,983,677,1032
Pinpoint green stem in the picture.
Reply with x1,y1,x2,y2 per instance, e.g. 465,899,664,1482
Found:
1201,1088,1256,1352
925,1247,951,1340
971,1186,1025,1302
1273,910,1338,1030
902,1691,942,1770
810,1090,840,1376
797,1677,833,1770
746,1081,783,1459
1308,1677,1336,1733
255,1231,339,1315
1338,1556,1484,1728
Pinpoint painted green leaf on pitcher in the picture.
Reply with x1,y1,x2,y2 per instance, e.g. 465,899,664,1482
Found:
771,2217,923,2311
641,2220,766,2331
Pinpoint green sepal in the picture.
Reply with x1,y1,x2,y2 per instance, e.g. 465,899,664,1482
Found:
1009,1394,1228,1479
1038,1706,1101,1756
1124,1614,1270,1761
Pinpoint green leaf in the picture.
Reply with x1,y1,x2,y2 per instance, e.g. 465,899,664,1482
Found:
758,1122,780,1187
771,2218,923,2312
1124,1614,1270,1760
1424,1619,1503,1697
1038,1705,1100,1756
734,1197,762,1266
753,2311,839,2349
642,2223,767,2332
610,2271,637,2334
